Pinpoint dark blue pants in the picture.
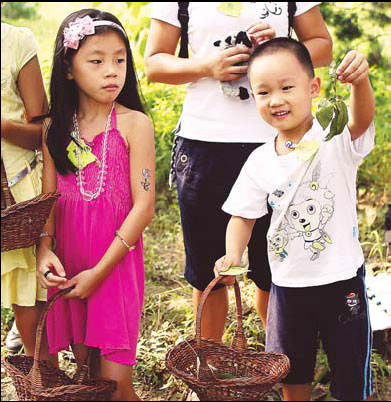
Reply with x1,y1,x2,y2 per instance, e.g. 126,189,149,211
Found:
174,136,272,291
266,265,373,400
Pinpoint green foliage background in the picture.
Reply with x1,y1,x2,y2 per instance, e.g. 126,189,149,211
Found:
2,1,390,255
1,3,390,400
1,2,390,194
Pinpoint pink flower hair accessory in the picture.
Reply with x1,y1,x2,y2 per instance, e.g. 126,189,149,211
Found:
63,16,127,51
63,15,95,50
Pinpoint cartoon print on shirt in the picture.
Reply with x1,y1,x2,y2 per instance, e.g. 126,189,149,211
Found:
258,3,283,19
268,228,289,262
286,161,335,261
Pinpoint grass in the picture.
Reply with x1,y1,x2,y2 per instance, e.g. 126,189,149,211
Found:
1,189,391,401
114,189,391,400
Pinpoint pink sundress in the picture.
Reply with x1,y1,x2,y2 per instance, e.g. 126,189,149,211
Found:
47,107,145,365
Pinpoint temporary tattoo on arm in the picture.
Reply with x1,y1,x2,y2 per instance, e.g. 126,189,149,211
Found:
141,168,151,191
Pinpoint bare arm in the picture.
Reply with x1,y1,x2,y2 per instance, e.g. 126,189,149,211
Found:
294,6,333,68
336,51,375,140
226,216,256,263
36,120,67,289
348,78,375,140
214,216,256,285
1,56,48,150
92,112,155,278
40,122,57,238
144,19,250,85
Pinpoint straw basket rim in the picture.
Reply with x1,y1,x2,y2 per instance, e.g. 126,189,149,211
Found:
1,191,60,218
166,338,289,387
165,277,291,401
2,289,117,401
166,337,290,387
1,191,61,252
3,356,116,390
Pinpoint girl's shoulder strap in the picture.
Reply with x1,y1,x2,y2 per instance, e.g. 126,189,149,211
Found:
111,104,117,130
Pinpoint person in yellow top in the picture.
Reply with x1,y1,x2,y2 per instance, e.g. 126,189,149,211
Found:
1,17,53,361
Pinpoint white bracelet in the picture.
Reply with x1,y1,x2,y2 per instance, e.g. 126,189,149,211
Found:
39,232,56,251
115,231,136,252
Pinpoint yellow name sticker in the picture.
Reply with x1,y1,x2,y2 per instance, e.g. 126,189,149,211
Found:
295,140,321,162
216,2,243,18
67,135,98,170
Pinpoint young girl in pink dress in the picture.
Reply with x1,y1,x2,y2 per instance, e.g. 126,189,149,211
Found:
36,9,155,401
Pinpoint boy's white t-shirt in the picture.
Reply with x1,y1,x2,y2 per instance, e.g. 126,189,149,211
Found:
223,119,375,288
151,2,321,143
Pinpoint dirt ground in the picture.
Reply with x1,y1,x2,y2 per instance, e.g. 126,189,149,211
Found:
2,353,391,401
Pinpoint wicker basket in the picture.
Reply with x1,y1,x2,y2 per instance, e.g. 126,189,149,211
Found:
1,158,60,252
166,276,290,401
3,288,117,401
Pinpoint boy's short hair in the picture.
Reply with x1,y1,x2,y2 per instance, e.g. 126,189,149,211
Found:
248,37,315,78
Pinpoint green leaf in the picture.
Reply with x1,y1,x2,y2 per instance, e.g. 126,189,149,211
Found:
220,266,250,276
325,105,339,141
336,100,349,134
316,103,334,130
139,34,148,58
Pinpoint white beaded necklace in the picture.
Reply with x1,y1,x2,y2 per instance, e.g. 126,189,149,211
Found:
72,103,115,202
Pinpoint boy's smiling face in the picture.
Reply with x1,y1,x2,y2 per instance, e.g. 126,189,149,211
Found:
249,50,320,137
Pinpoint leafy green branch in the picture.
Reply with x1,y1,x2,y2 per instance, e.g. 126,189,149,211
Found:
316,61,349,141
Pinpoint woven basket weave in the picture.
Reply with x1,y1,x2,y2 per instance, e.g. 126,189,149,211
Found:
1,158,60,252
166,276,290,401
3,288,117,401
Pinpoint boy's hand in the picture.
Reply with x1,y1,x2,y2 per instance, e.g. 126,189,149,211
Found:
214,255,241,286
336,50,369,85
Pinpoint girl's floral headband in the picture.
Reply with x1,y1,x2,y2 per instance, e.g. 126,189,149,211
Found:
63,15,127,50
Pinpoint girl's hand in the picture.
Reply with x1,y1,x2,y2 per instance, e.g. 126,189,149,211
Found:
37,248,67,289
214,255,241,286
246,22,276,46
205,45,251,82
336,50,369,86
62,269,102,299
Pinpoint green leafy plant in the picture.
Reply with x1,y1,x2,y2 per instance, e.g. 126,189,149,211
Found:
372,352,391,380
316,61,349,141
1,306,14,333
361,230,388,262
1,2,37,19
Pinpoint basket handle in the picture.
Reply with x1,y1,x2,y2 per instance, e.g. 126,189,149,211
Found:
28,286,92,388
73,350,93,385
196,276,248,353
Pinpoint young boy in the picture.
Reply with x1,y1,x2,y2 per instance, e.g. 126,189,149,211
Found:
214,38,375,401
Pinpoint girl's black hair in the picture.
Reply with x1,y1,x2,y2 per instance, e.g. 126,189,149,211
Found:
46,9,146,175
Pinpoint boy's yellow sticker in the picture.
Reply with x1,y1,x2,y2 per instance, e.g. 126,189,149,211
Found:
216,2,243,18
67,138,98,169
295,140,321,162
